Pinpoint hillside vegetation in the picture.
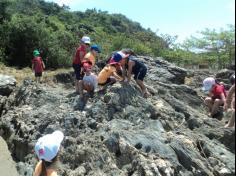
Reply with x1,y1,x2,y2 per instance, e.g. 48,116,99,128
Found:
0,0,235,69
0,0,168,68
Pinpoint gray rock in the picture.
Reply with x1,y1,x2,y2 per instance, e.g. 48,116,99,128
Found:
0,136,18,176
0,74,16,96
0,57,235,175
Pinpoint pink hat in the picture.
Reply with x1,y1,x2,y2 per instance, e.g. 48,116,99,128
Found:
109,59,120,65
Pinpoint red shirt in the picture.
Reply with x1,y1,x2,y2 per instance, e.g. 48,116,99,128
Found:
212,84,226,100
32,57,44,73
73,45,86,65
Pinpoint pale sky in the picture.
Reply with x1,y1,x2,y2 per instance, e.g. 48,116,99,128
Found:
46,0,235,43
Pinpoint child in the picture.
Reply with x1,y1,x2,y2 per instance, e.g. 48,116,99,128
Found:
203,77,227,117
79,62,98,99
72,36,91,93
125,55,148,98
33,131,64,176
98,60,123,90
82,44,101,67
32,50,45,83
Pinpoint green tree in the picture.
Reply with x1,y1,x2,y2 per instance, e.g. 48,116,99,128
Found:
183,25,235,69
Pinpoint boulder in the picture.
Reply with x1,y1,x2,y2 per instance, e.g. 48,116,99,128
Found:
0,137,18,176
0,74,16,96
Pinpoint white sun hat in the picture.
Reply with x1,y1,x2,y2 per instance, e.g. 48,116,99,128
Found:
202,77,216,92
81,36,91,44
35,131,64,162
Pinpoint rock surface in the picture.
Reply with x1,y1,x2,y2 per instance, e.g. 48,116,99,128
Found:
0,137,18,176
0,74,16,96
0,57,235,176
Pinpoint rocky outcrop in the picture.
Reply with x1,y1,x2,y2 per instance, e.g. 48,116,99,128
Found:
0,74,16,96
141,57,187,85
0,137,18,176
0,57,235,176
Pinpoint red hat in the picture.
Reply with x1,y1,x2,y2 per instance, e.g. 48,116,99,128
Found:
83,62,92,71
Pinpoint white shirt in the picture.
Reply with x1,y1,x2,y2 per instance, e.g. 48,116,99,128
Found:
83,73,98,90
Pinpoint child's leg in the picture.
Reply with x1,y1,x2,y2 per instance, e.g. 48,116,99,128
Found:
78,80,84,98
35,77,39,83
102,78,116,90
38,76,42,83
135,79,148,97
83,82,95,98
225,109,235,128
135,68,148,97
75,80,80,93
211,99,224,116
204,97,213,114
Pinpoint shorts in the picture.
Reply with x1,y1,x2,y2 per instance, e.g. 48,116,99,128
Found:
73,64,82,80
35,72,42,77
134,67,147,81
99,78,112,86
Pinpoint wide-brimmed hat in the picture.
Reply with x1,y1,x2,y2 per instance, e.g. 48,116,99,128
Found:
35,131,64,162
202,77,216,92
81,36,91,44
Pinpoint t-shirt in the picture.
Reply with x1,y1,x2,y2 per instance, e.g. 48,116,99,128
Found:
82,52,96,66
73,45,86,65
98,65,117,84
211,84,226,100
127,56,146,75
83,74,98,90
32,57,44,73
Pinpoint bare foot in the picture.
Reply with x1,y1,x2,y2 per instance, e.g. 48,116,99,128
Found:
143,92,149,98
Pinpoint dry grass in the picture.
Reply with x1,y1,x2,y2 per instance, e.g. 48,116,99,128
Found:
185,77,194,86
0,63,72,85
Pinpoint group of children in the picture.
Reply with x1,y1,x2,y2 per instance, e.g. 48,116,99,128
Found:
202,74,235,128
32,36,149,176
71,36,148,100
31,37,235,176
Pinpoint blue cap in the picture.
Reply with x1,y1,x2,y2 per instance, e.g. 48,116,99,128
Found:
112,53,123,62
91,44,101,53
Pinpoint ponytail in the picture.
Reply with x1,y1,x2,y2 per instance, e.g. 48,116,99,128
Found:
41,160,47,176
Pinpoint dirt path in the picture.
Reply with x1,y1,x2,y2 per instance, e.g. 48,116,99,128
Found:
0,137,18,176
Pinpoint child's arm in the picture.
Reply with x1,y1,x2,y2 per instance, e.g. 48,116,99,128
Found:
79,51,85,63
112,71,123,81
121,65,126,80
42,60,45,70
32,62,35,72
220,93,226,105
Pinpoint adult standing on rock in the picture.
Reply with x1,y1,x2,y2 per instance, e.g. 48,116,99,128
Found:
72,36,91,93
203,77,227,117
33,131,64,176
